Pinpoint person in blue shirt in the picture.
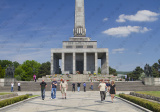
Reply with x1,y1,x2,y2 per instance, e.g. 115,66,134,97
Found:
50,78,57,99
83,82,86,92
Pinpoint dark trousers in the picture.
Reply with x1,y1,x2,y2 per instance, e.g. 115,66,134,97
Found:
100,91,106,101
84,87,86,92
72,87,75,92
18,86,21,91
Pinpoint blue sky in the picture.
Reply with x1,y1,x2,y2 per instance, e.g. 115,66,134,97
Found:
0,0,160,71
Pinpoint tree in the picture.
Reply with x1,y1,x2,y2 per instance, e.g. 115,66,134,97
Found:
13,61,20,68
98,67,101,74
152,63,159,77
21,60,41,81
38,61,50,78
0,65,5,78
109,66,117,76
0,60,12,69
127,66,143,80
14,65,25,81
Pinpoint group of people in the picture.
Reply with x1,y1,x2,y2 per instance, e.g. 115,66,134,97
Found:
40,79,116,103
10,82,21,92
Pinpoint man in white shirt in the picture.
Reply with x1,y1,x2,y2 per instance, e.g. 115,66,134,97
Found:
98,79,107,101
11,82,14,92
18,82,21,91
60,79,68,99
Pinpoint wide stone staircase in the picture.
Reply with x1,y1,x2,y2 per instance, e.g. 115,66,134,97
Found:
1,81,160,92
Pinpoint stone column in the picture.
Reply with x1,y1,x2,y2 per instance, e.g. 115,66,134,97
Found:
106,52,109,75
62,53,65,74
73,52,76,74
83,52,87,74
51,53,54,75
94,52,98,74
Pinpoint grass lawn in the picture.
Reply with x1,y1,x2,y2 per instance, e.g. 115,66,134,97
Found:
0,93,12,95
135,91,160,98
29,95,39,98
115,94,120,97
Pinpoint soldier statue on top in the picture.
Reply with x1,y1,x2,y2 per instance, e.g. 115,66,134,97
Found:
158,59,160,72
144,64,152,77
5,64,15,78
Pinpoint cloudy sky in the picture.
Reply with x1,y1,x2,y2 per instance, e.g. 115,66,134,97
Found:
0,0,160,71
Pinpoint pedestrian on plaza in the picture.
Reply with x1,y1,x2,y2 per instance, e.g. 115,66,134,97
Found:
33,74,36,82
106,81,110,93
60,79,68,99
72,82,75,92
51,78,57,99
90,81,94,90
129,77,130,81
83,82,86,92
77,82,81,92
11,82,14,92
98,79,107,102
40,80,47,100
18,82,21,91
110,81,116,103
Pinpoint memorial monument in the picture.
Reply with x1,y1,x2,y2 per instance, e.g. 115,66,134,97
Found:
51,0,109,75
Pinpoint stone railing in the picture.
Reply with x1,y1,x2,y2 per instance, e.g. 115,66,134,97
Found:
130,92,160,102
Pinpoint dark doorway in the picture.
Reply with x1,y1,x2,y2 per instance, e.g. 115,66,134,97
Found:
76,61,83,74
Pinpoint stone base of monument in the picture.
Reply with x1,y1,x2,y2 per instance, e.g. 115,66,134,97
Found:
144,77,154,85
4,78,15,86
0,78,4,87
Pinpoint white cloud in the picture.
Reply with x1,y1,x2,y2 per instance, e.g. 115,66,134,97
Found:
102,26,151,37
103,18,108,21
116,10,159,22
138,53,142,55
112,48,125,54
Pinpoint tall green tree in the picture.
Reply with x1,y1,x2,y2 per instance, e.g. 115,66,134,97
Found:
0,60,12,69
98,67,101,74
127,66,143,80
109,66,117,76
0,65,5,78
38,61,50,78
152,63,160,77
21,60,41,81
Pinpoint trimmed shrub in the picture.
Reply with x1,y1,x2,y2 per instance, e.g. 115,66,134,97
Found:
119,94,160,112
0,94,29,108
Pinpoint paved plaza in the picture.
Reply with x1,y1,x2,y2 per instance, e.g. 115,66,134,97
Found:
4,91,143,112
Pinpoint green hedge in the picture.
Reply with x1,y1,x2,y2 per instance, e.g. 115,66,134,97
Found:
0,94,29,108
119,94,160,112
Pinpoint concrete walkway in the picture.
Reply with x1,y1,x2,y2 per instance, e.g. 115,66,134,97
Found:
5,91,143,112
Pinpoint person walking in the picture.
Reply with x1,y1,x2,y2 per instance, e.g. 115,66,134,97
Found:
98,79,107,102
77,82,81,92
11,82,14,92
110,81,116,103
60,79,68,99
72,82,75,92
90,81,94,90
106,81,110,93
40,80,47,100
18,82,21,91
51,78,57,99
83,82,86,92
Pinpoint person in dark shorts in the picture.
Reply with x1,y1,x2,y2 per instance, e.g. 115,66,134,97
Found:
72,82,75,92
40,80,47,100
110,81,116,103
77,82,81,92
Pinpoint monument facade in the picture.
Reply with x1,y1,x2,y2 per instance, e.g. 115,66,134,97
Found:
51,0,109,75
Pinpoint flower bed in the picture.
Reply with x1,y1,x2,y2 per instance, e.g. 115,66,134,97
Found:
0,94,29,108
119,94,160,112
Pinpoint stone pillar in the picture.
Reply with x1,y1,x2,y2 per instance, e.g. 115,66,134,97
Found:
94,52,98,74
51,53,54,75
73,52,76,74
83,52,87,74
106,52,109,75
62,53,65,74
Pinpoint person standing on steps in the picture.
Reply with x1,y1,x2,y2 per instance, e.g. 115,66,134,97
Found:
40,80,47,100
77,82,81,92
51,78,57,99
33,74,36,82
110,81,116,103
72,82,75,92
90,81,94,90
11,82,14,92
18,82,21,91
98,79,107,102
83,82,86,92
60,79,68,99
